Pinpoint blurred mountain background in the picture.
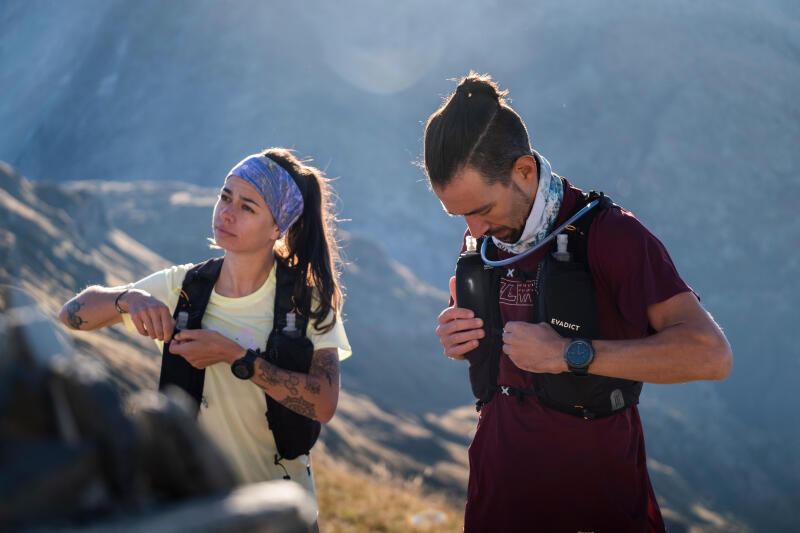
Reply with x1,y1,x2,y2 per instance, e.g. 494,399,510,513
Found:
1,0,798,531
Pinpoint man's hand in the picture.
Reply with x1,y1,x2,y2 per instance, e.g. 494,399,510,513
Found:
435,276,485,360
169,329,246,369
502,321,568,374
119,289,175,342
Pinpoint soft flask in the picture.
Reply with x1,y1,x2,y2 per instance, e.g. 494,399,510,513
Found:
264,312,321,460
455,236,492,342
454,236,501,404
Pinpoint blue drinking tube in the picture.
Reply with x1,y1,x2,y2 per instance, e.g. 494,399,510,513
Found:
479,199,600,267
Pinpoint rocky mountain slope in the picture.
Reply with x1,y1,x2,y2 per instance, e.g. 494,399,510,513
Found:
2,1,798,528
2,0,797,452
3,161,794,530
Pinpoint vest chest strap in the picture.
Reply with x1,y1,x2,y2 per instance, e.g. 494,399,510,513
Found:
490,384,635,420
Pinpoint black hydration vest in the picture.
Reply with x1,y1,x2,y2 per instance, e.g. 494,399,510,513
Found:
466,189,642,419
158,256,321,460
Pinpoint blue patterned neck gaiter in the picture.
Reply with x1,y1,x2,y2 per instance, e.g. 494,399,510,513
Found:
492,151,564,254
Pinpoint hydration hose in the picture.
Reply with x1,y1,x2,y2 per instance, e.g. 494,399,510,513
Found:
479,199,600,267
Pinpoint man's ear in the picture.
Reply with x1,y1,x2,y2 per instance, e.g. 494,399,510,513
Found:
511,155,538,189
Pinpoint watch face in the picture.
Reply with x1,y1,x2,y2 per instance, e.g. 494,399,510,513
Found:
232,361,252,379
567,341,592,367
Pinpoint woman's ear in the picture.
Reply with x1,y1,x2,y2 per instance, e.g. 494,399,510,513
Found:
270,223,281,241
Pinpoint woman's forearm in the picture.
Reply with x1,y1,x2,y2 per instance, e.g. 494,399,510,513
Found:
59,286,126,331
169,329,340,423
251,349,340,423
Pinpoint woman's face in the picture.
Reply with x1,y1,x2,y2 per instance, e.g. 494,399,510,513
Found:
212,175,281,254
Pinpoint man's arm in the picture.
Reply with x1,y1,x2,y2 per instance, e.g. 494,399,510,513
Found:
590,291,731,383
502,291,732,383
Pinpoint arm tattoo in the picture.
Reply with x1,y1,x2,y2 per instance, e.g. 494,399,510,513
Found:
304,375,321,394
65,300,86,330
257,360,300,396
282,372,300,396
309,350,339,388
258,360,281,386
281,396,316,419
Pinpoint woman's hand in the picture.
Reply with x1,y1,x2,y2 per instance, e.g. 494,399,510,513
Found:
169,329,246,369
118,289,176,342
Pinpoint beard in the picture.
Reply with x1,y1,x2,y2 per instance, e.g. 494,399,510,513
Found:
494,180,534,243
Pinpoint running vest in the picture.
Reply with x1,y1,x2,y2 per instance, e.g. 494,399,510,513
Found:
466,189,642,419
158,256,321,459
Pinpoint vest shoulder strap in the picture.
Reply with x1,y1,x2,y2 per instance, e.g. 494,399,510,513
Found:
271,259,312,336
158,257,224,411
556,181,616,265
179,257,224,327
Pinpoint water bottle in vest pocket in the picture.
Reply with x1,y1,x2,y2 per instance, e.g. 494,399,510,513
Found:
455,236,503,406
264,330,321,460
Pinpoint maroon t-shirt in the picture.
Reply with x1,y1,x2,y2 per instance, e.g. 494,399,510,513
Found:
461,180,690,533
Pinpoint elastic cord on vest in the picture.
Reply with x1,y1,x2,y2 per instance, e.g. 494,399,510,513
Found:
274,454,291,480
479,199,600,267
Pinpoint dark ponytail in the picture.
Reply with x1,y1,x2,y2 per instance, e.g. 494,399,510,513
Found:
262,148,343,333
423,71,532,188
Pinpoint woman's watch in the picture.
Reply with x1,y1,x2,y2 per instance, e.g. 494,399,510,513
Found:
564,339,594,376
231,349,260,380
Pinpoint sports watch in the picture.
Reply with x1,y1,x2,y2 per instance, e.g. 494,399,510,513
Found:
564,339,594,376
231,349,259,380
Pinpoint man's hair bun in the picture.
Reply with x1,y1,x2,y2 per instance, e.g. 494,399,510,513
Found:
455,72,508,105
424,71,529,188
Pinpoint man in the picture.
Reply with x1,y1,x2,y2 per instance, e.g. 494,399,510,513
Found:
426,73,732,532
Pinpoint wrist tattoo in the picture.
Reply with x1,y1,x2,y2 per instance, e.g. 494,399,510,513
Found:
65,300,86,330
281,396,316,419
258,360,281,386
258,360,300,396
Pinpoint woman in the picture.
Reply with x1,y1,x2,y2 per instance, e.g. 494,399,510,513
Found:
59,148,351,515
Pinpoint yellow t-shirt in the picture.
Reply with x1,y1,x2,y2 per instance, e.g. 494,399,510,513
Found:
122,262,351,509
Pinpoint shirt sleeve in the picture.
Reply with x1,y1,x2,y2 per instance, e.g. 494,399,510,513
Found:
589,208,693,332
305,294,352,361
120,264,192,343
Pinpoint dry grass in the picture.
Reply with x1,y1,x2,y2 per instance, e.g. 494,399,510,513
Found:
314,451,464,533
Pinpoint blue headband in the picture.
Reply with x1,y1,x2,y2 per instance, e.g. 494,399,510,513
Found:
226,154,304,233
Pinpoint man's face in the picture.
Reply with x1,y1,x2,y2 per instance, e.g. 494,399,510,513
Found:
434,164,537,243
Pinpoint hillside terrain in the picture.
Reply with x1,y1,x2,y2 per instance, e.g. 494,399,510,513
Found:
2,1,798,529
2,0,797,451
3,161,791,530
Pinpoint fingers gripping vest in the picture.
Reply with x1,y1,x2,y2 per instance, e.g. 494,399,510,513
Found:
461,192,642,418
158,258,221,410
